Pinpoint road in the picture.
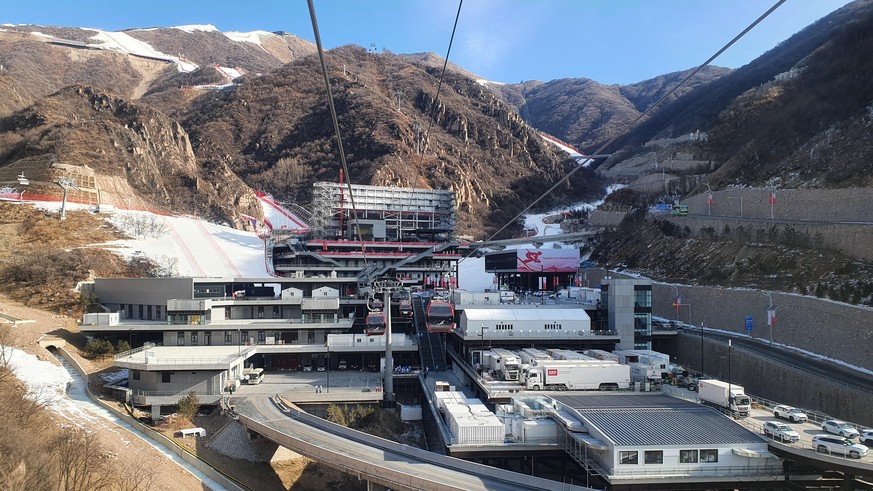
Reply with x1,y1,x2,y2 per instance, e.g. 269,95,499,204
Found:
234,396,589,491
699,329,873,394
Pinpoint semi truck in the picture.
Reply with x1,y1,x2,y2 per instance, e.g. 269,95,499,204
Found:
613,349,670,382
522,361,630,391
518,348,551,367
697,379,751,417
583,349,618,362
488,348,521,381
547,349,592,361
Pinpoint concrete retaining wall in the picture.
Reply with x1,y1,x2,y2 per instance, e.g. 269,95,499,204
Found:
664,333,873,428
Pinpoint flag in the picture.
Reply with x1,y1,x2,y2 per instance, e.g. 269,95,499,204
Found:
706,194,713,205
672,297,681,311
767,308,777,326
769,191,776,205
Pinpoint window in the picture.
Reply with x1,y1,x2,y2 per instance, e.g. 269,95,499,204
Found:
257,306,264,319
138,305,143,319
127,304,133,319
495,323,514,331
190,332,198,346
155,305,162,320
619,451,638,465
147,305,153,320
307,331,316,343
241,331,249,345
205,331,212,346
633,288,652,308
177,332,185,346
258,331,266,343
161,372,171,383
644,451,663,464
680,450,698,463
544,323,562,330
132,370,141,381
224,331,232,345
700,450,718,463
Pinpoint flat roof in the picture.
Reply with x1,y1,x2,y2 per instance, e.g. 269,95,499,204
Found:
462,308,590,322
555,394,762,447
116,345,246,364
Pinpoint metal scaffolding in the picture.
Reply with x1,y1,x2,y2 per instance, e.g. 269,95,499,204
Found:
310,181,455,240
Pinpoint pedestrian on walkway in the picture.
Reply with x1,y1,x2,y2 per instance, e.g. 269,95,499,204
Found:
424,366,429,379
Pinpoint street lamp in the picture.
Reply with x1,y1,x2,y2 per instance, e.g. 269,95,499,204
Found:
326,343,330,394
727,339,733,411
699,321,705,376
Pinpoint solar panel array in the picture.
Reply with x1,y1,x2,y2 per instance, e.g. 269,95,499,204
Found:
555,394,762,447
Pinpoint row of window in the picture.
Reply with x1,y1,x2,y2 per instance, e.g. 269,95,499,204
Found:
122,304,163,321
175,330,315,346
619,449,718,465
544,323,563,330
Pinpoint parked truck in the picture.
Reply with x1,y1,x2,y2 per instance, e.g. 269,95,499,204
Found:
613,349,670,382
522,361,630,391
583,349,619,363
697,379,751,417
517,348,551,367
488,348,521,381
547,349,592,361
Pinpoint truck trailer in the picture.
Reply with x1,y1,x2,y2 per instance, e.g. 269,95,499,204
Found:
697,379,751,416
613,349,670,382
488,348,521,381
517,348,551,367
523,361,630,391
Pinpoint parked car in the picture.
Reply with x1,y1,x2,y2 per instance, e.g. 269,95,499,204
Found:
302,363,313,372
337,360,348,371
773,405,808,423
859,429,873,447
821,420,860,439
316,363,326,372
812,435,868,459
763,421,800,443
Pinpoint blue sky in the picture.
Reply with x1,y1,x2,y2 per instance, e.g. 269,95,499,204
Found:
3,0,853,85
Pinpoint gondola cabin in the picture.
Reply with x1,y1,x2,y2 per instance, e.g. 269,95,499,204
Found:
365,312,387,336
399,300,413,317
426,301,455,333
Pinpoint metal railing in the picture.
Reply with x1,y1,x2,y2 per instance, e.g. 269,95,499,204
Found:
113,342,158,360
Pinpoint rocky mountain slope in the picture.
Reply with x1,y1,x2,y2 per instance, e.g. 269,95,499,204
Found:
181,45,605,237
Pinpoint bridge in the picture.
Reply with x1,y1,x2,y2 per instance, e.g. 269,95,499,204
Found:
233,395,591,491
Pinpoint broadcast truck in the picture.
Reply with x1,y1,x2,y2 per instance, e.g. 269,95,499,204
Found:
522,361,630,391
697,379,751,417
488,348,521,381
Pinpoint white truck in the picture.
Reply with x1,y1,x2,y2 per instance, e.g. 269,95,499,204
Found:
522,361,630,391
697,379,751,417
488,348,521,381
547,349,592,361
613,349,671,382
517,348,551,367
583,349,619,363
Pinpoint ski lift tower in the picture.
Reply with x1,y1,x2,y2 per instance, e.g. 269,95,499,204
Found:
17,173,29,203
57,176,79,220
374,278,401,408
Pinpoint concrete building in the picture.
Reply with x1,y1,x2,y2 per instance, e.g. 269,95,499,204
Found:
600,278,653,350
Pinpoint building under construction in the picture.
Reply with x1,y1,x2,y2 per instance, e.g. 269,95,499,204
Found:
270,181,460,290
309,181,455,242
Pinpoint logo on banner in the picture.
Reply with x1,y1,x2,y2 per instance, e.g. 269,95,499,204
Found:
767,309,777,326
521,251,543,266
547,369,558,377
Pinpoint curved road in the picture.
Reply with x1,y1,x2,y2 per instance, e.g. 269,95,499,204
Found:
234,396,588,491
699,330,873,394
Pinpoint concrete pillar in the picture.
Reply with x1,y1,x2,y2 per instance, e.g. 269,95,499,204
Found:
150,404,161,421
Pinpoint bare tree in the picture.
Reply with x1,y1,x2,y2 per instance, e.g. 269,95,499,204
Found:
114,453,162,491
53,427,113,491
